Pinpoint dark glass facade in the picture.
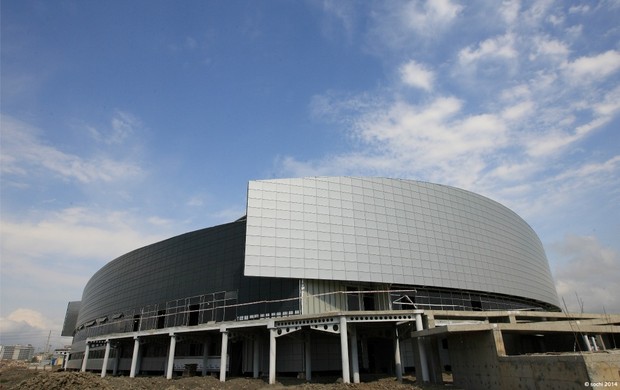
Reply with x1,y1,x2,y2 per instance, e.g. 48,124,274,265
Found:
71,219,299,342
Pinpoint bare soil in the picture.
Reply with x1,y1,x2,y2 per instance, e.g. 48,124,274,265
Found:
0,362,457,390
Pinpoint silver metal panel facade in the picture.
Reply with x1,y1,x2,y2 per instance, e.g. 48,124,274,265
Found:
244,177,559,308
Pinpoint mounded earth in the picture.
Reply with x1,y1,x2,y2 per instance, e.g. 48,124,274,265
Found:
0,362,456,390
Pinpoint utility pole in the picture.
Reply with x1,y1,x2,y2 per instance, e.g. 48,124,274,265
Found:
45,330,51,354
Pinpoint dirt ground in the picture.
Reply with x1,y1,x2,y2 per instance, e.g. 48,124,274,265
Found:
0,362,457,390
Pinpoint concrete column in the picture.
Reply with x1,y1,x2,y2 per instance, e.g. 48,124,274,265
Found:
350,325,360,384
305,332,312,382
339,316,350,384
130,337,140,378
361,337,369,370
202,338,210,376
166,334,177,379
427,336,444,384
269,329,277,384
583,334,592,352
415,313,429,382
394,329,402,382
253,335,260,378
492,327,507,355
101,341,111,378
80,343,90,372
220,330,229,382
113,345,120,376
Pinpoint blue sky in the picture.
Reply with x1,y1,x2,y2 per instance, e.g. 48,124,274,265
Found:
1,0,619,350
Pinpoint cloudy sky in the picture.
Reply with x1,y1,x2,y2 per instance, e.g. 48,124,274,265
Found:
1,0,619,351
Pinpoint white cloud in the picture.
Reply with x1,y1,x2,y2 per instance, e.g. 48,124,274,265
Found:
147,216,174,227
295,1,620,198
186,195,205,207
363,0,462,54
289,93,514,189
320,0,357,42
565,24,583,37
185,36,197,50
553,235,620,313
89,110,142,145
523,83,620,157
459,33,518,64
6,308,51,330
355,97,508,167
399,60,435,91
1,114,143,184
487,161,537,182
563,50,620,82
522,0,555,26
501,100,535,121
552,155,620,183
568,5,590,14
309,90,384,122
401,0,462,36
529,36,570,61
0,309,70,350
0,207,166,263
0,206,173,334
499,0,520,25
547,13,564,26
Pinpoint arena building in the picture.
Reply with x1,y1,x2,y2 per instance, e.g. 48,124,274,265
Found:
62,177,620,388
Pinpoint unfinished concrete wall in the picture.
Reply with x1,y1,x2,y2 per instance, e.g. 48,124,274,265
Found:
584,352,620,383
449,327,620,390
448,331,502,390
498,355,588,390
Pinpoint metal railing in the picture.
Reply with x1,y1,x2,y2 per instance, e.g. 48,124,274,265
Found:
74,288,541,341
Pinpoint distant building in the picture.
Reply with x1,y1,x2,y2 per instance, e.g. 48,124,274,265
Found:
53,347,72,368
0,344,35,361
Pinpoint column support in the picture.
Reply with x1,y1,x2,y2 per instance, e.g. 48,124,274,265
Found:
202,337,210,376
583,334,592,351
130,337,140,378
166,334,176,379
80,343,90,372
339,316,350,384
253,335,260,378
220,330,229,382
112,345,120,376
350,325,360,383
394,328,402,382
101,340,111,378
415,313,429,382
305,332,312,382
269,328,277,384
